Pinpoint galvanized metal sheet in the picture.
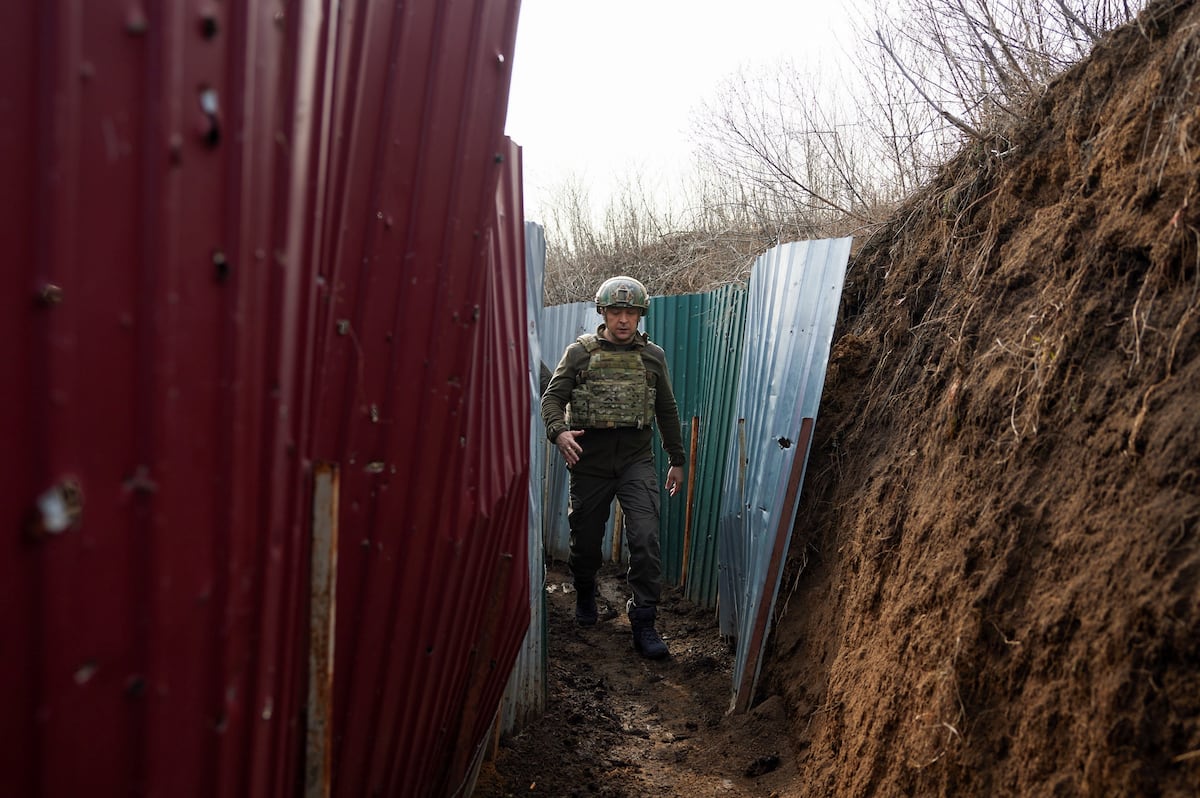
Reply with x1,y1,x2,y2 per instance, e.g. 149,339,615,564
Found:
717,237,852,713
496,221,550,739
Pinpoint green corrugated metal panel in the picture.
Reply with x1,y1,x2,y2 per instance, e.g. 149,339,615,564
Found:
645,284,747,607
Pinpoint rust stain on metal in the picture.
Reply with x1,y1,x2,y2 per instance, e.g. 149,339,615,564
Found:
681,416,700,587
306,463,338,798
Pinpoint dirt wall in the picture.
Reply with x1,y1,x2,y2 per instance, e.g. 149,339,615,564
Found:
769,0,1200,794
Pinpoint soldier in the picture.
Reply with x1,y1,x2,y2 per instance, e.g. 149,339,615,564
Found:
541,276,686,659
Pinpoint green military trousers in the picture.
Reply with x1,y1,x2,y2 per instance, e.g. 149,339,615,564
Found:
567,458,662,609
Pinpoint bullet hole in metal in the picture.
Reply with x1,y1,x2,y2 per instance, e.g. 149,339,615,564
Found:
369,404,380,423
125,675,147,699
364,462,385,474
123,466,158,495
74,661,99,685
777,437,792,449
199,87,218,116
200,13,219,39
213,250,230,281
496,53,505,64
493,153,504,163
203,121,221,148
28,479,84,539
198,87,221,148
38,283,64,306
336,319,350,336
125,14,149,35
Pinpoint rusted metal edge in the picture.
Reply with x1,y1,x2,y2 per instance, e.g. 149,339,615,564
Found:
731,417,814,714
680,416,700,587
306,462,339,798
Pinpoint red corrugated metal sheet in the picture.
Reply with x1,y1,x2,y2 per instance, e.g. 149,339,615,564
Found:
1,1,527,796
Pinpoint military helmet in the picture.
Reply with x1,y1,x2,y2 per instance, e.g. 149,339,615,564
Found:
594,275,650,317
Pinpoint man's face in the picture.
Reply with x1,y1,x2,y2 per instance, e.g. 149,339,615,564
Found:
602,306,640,344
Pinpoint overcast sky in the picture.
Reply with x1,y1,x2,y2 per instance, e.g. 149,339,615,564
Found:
504,0,860,224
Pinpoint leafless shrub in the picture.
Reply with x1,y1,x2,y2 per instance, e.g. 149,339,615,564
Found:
541,0,1147,308
541,173,778,306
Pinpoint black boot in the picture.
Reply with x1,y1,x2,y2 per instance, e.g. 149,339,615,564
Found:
574,581,598,626
629,606,669,659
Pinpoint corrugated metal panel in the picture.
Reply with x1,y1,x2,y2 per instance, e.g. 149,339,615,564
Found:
310,0,527,783
718,238,852,713
645,285,748,607
496,221,550,738
1,1,527,797
1,2,314,795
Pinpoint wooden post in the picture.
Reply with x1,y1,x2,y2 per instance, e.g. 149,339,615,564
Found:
306,463,339,798
680,416,700,588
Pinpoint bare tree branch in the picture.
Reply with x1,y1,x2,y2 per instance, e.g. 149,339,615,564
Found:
874,28,987,141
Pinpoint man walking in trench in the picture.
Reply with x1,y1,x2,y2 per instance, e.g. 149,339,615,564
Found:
541,275,686,660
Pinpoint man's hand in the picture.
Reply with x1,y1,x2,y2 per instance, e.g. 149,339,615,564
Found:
555,429,585,467
665,465,684,497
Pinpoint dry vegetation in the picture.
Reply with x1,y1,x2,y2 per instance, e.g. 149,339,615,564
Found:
538,0,1146,306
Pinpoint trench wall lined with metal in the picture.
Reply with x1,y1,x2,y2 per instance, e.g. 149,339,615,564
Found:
1,2,529,796
718,237,852,713
534,239,850,713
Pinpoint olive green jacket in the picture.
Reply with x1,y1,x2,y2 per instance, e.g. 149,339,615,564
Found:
542,325,686,477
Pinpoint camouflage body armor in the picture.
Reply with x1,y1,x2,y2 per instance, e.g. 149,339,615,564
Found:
567,334,657,429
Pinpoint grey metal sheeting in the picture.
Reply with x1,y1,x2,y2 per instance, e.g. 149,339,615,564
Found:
498,222,551,736
718,237,852,712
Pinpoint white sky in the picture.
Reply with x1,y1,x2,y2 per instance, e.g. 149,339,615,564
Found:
504,0,860,224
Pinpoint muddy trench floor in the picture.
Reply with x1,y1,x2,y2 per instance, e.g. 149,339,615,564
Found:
473,561,804,797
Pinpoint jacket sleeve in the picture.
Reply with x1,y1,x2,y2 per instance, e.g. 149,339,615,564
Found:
540,344,582,443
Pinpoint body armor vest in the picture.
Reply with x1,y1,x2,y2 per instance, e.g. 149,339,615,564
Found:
568,334,657,429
